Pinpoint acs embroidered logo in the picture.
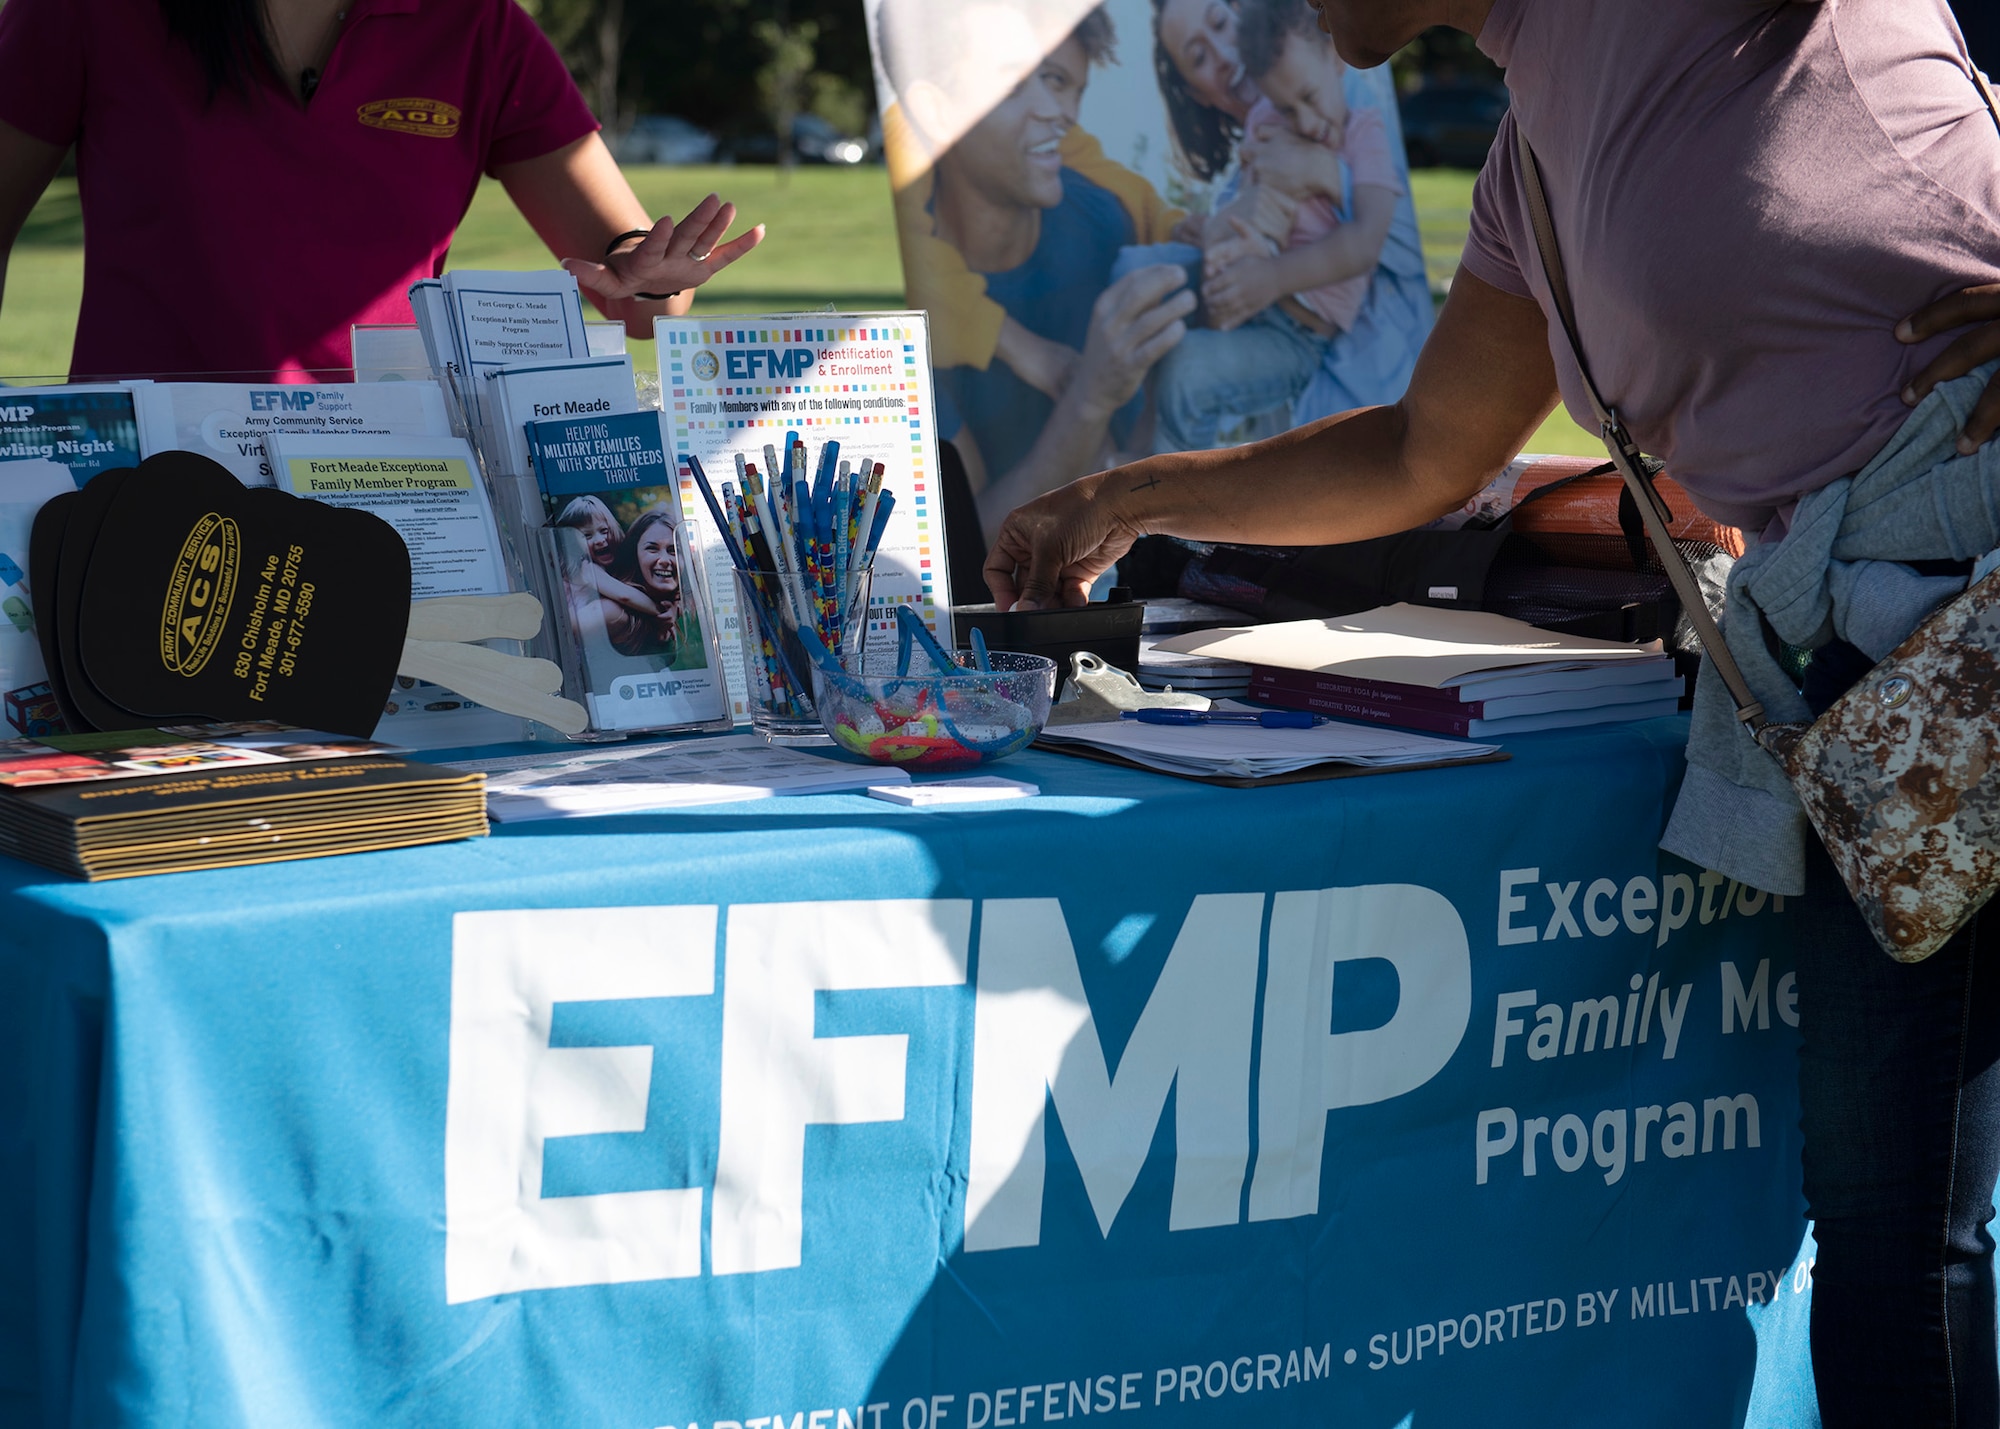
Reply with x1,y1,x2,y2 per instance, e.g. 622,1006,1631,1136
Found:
357,97,462,138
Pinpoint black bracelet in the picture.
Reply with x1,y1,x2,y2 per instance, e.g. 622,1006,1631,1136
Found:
605,228,680,299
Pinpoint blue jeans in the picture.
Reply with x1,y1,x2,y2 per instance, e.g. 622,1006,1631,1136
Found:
1798,643,2000,1425
1150,305,1327,454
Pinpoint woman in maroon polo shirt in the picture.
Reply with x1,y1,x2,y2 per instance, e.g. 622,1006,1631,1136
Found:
0,0,765,381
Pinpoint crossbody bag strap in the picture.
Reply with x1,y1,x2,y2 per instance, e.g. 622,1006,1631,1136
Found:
1512,123,1768,728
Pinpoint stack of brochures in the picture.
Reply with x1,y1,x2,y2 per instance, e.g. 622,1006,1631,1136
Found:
1137,640,1253,698
1152,605,1676,737
0,723,486,880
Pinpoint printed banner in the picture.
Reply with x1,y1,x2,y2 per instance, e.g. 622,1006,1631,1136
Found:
4,727,1824,1426
864,0,1434,536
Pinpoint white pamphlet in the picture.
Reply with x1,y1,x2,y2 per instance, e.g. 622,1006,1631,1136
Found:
866,776,1038,806
444,270,590,381
135,381,452,487
655,311,954,717
448,732,908,820
266,432,526,747
266,434,508,599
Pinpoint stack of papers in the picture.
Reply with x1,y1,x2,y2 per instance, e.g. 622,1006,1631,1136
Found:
1038,704,1501,781
1155,604,1672,737
1137,639,1253,697
447,733,905,820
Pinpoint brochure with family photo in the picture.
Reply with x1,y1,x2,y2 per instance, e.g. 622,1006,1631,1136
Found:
525,410,730,734
864,0,1431,529
655,312,952,718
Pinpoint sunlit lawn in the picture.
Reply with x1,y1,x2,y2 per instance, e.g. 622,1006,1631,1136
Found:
0,162,1598,455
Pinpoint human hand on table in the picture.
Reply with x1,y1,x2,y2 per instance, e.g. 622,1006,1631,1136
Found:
1897,282,2000,453
983,468,1147,611
562,192,765,302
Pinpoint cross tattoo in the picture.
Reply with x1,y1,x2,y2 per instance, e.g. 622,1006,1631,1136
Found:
1130,473,1163,493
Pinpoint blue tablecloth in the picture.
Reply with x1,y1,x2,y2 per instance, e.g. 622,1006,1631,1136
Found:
1,717,1818,1428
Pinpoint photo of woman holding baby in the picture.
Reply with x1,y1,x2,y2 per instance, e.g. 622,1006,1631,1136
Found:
869,0,1433,531
1148,0,1434,448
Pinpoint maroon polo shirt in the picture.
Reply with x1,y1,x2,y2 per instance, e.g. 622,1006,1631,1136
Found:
0,0,598,381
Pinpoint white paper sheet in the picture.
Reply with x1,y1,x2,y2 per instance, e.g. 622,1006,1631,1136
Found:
1038,705,1500,780
449,733,906,819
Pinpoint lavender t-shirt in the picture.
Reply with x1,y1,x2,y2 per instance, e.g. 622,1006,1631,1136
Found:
1462,0,2000,533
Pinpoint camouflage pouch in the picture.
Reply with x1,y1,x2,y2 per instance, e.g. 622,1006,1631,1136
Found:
1755,577,2000,960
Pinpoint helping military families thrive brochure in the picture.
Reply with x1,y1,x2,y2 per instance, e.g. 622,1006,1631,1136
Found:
525,410,729,733
655,312,952,716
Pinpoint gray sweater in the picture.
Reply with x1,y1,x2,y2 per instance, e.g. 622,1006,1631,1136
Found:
1662,361,2000,896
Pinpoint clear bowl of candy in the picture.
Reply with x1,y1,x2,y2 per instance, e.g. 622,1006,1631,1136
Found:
812,650,1056,770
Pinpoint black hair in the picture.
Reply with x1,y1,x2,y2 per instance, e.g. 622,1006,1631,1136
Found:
1235,0,1322,81
158,0,276,100
1150,0,1242,183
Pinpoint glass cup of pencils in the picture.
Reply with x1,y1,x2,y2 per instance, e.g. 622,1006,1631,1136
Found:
697,440,895,745
735,560,874,744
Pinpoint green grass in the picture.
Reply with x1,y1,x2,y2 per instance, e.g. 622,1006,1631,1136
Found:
0,161,1600,454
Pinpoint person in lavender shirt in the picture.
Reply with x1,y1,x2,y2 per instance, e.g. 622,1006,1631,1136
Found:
984,0,2000,1419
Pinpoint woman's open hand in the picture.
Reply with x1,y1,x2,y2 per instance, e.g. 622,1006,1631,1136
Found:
564,193,765,304
983,469,1146,611
1897,283,2000,453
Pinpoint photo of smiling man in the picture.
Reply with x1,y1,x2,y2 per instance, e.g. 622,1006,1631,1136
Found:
872,0,1198,533
867,0,1432,543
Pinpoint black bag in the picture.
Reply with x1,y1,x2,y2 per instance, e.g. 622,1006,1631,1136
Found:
1156,464,1684,633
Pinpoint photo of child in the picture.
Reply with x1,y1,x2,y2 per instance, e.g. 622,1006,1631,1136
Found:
545,488,712,674
1148,0,1406,452
867,0,1433,534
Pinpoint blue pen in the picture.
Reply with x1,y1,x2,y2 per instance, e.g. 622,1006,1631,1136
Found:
970,626,991,672
1121,708,1322,728
864,491,896,555
684,455,809,694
